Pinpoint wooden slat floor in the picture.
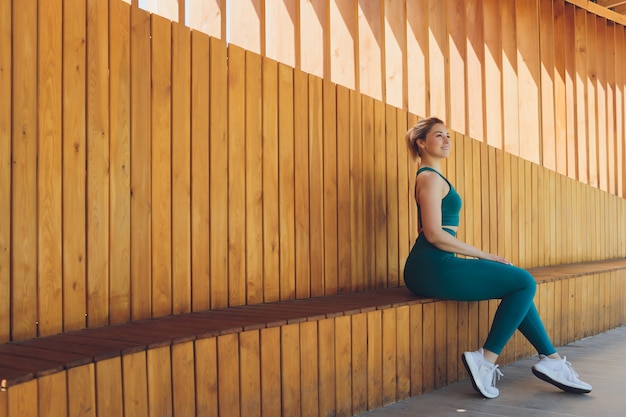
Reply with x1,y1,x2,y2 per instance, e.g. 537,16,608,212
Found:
358,325,626,417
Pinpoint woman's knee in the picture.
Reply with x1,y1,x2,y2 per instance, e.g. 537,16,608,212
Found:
517,268,537,294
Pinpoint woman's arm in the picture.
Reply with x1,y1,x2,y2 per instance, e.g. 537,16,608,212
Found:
417,172,511,264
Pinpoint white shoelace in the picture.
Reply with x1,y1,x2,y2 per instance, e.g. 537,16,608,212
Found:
490,364,504,387
559,356,580,380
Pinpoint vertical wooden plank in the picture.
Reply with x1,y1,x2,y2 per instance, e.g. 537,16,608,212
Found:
483,0,502,148
336,88,352,294
472,139,483,252
278,63,296,300
382,309,397,405
38,372,67,417
421,302,435,392
616,25,625,198
350,90,364,291
0,0,11,344
351,312,367,414
12,0,38,341
357,0,382,100
466,0,484,140
294,69,311,299
190,30,210,311
510,156,520,266
209,37,229,308
281,324,301,417
457,300,470,377
453,132,465,244
409,303,424,396
309,76,325,297
397,110,410,282
68,364,96,417
541,0,556,171
130,6,152,321
366,310,383,411
260,327,281,417
446,301,459,384
428,0,447,120
172,342,196,417
262,58,280,302
606,22,616,195
434,301,447,388
335,315,352,416
564,4,578,179
150,14,173,318
597,18,609,193
299,0,325,78
384,0,405,108
265,0,296,68
218,333,240,417
37,0,63,338
245,51,264,304
240,331,261,417
318,318,336,417
329,0,357,90
323,80,339,295
586,15,598,188
86,0,110,327
123,352,149,417
554,0,568,176
501,0,519,155
406,0,429,116
195,338,218,417
374,100,387,289
227,44,247,307
7,380,37,417
109,0,131,323
396,306,410,400
362,97,375,289
516,0,541,163
171,22,192,315
575,8,588,183
95,357,123,417
227,0,262,54
300,321,319,417
148,347,173,417
386,106,399,288
448,0,466,133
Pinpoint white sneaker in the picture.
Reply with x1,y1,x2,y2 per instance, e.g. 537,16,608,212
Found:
462,348,504,399
532,355,592,394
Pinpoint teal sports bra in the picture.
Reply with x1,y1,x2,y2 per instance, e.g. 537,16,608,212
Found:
416,167,462,230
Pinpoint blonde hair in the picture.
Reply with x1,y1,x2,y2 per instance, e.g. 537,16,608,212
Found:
406,117,445,159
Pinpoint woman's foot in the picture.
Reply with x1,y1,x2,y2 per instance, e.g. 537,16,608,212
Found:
531,355,592,394
462,348,504,399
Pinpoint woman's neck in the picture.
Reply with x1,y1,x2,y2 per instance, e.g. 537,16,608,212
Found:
418,156,442,171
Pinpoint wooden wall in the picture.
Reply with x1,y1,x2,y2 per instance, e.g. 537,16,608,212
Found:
134,0,626,197
1,0,626,343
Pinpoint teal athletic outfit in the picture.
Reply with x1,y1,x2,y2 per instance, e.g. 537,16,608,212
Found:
403,167,556,355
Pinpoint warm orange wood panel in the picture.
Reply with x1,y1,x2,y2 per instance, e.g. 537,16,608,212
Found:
239,331,261,417
358,0,383,101
260,327,281,416
190,30,211,311
281,324,301,416
0,0,11,344
318,318,336,417
172,342,196,417
447,0,466,133
209,37,229,308
300,321,319,417
86,0,110,327
294,69,311,299
309,76,325,297
95,358,123,417
245,51,264,305
150,14,173,318
227,44,247,307
171,21,192,315
218,334,240,417
68,364,96,417
147,347,173,417
130,6,152,321
335,315,352,415
195,338,218,417
262,58,280,302
37,0,63,338
38,372,67,417
12,0,38,341
123,352,149,417
109,0,132,324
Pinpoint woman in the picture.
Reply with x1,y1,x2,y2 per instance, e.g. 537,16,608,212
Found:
403,117,591,399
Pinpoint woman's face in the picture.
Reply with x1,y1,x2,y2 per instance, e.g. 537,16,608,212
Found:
420,123,451,158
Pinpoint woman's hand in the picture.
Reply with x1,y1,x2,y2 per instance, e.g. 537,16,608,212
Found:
480,252,512,265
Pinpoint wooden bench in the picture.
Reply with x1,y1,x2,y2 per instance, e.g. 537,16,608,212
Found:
1,258,625,417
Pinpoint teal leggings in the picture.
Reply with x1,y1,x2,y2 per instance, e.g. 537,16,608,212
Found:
404,231,556,356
